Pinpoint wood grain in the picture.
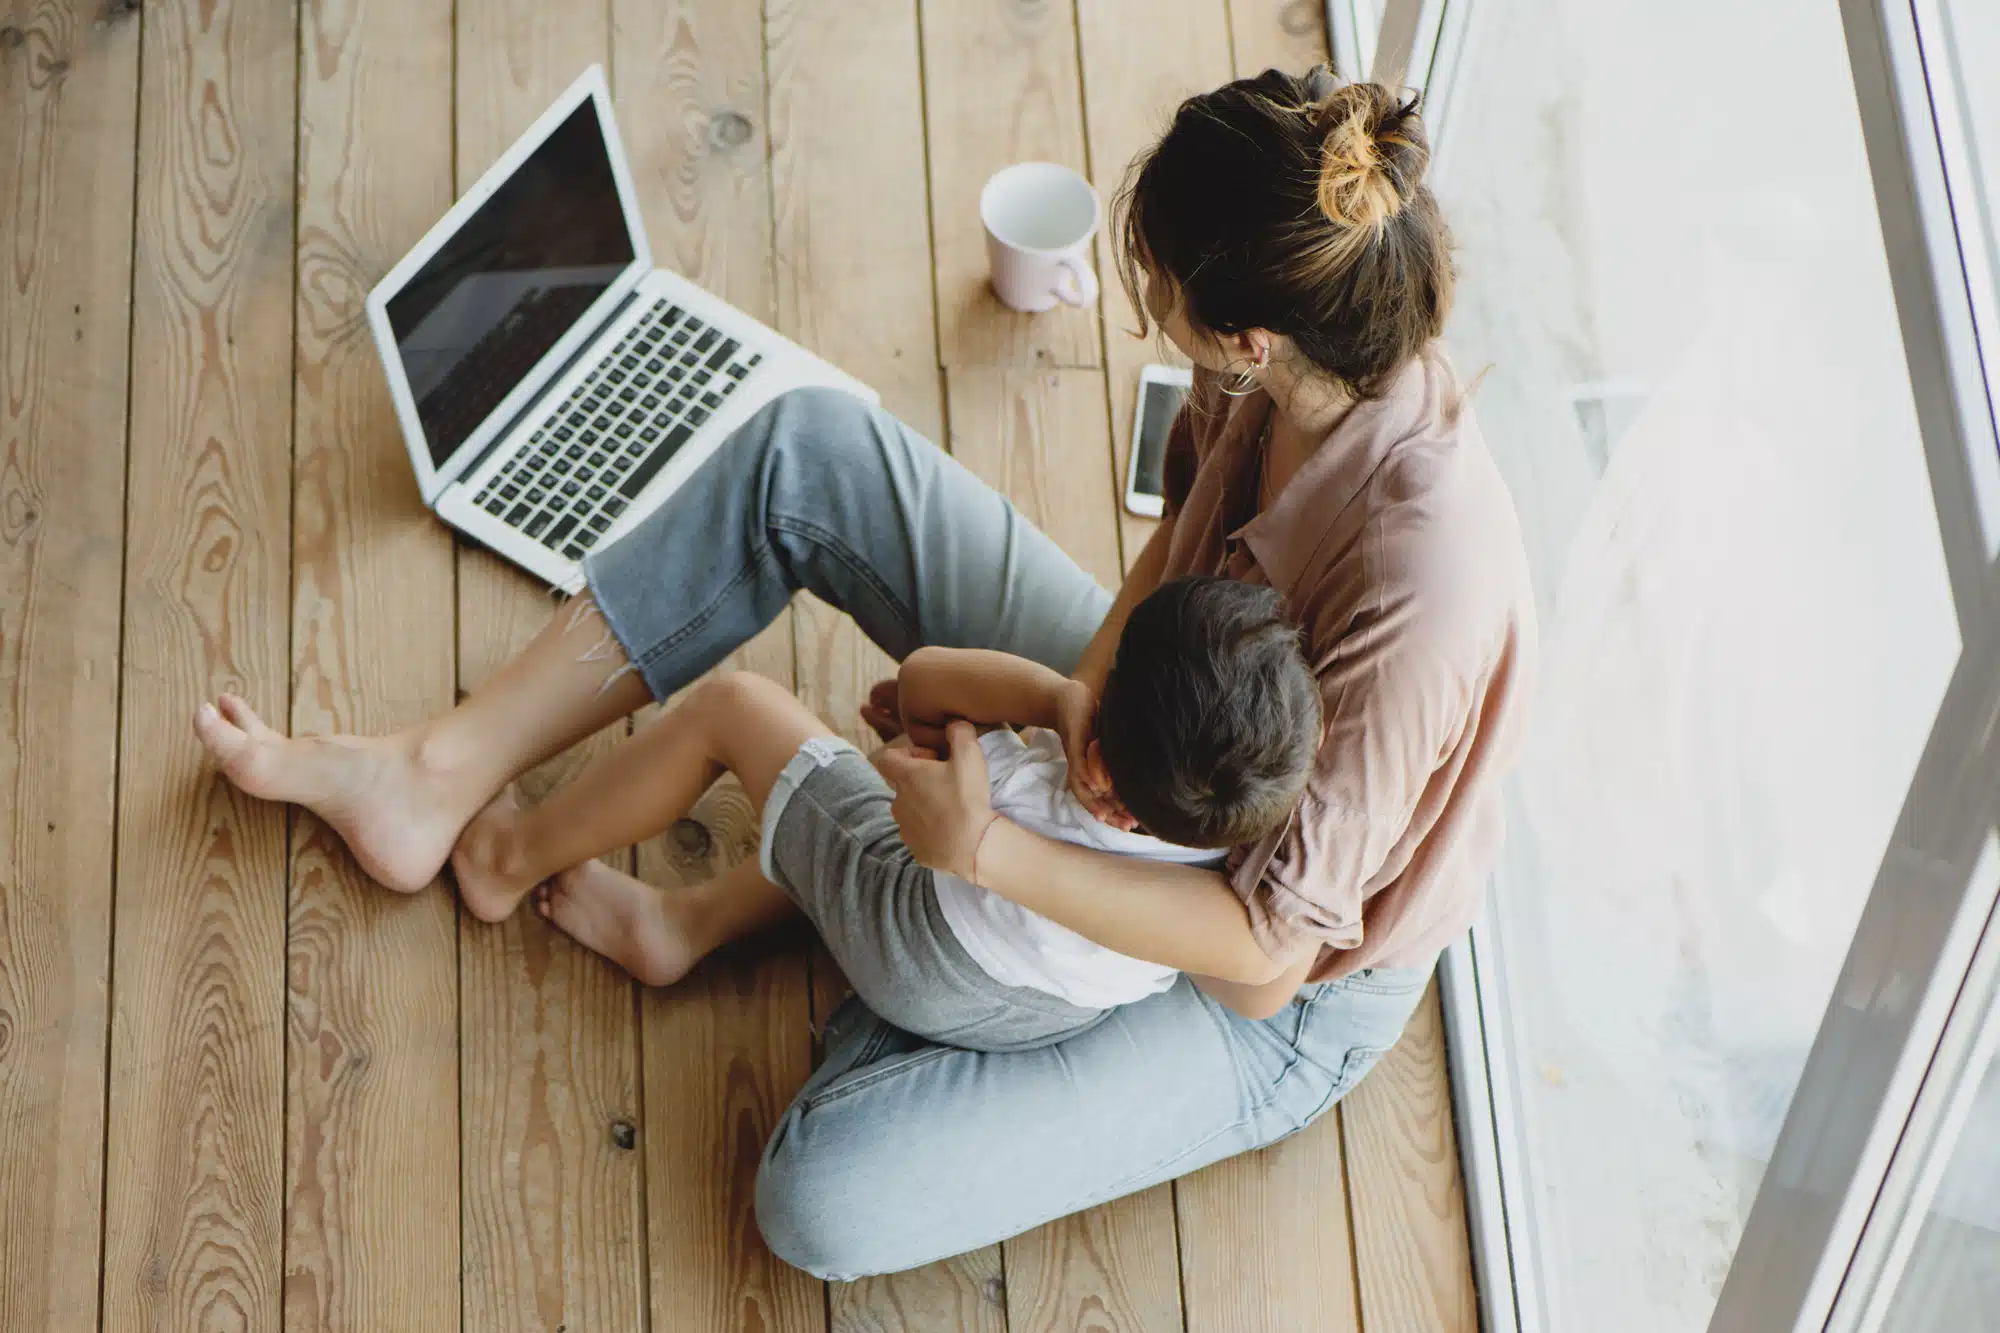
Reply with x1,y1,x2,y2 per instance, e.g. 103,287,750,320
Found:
943,367,1182,1333
0,5,137,1329
767,0,943,434
615,0,774,331
615,5,822,1331
100,0,297,1329
920,0,1101,371
1178,1112,1364,1333
832,1248,1007,1333
1002,1189,1183,1333
1076,0,1234,567
452,7,649,1332
284,1,463,1329
1341,983,1478,1333
944,368,1121,591
1226,0,1330,78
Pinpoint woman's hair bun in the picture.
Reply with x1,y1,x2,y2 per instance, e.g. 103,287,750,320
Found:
1305,73,1430,231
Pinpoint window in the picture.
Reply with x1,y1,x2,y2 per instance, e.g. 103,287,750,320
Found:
1423,0,1962,1328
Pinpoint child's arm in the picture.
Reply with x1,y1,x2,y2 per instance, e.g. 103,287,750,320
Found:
894,647,1069,749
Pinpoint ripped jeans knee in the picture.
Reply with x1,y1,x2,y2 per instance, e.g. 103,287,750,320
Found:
561,592,643,697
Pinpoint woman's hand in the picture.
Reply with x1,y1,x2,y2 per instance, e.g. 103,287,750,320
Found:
1054,677,1130,827
874,720,995,881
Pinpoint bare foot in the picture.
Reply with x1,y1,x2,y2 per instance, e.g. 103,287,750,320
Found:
193,694,473,893
536,861,700,987
450,790,541,923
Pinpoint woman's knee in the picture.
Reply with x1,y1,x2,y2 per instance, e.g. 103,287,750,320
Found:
743,386,888,476
755,1131,892,1281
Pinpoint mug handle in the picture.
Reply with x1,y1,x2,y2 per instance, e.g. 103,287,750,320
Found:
1053,256,1099,308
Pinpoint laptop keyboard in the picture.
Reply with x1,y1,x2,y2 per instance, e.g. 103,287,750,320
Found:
472,299,762,564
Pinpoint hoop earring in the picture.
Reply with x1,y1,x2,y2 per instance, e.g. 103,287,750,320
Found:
1219,357,1264,398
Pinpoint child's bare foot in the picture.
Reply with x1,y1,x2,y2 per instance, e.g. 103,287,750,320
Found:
449,790,543,923
536,862,699,987
193,694,473,893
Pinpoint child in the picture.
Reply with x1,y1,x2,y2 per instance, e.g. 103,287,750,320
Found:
454,576,1321,1051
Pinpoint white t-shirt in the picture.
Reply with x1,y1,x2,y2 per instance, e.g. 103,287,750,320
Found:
931,727,1225,1010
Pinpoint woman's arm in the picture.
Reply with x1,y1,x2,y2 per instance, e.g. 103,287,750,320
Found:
1191,954,1320,1021
876,721,1289,987
976,818,1285,983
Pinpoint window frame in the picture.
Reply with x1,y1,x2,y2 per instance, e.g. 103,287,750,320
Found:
1336,0,2000,1329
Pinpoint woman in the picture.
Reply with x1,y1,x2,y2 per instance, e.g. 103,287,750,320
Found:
194,67,1532,1278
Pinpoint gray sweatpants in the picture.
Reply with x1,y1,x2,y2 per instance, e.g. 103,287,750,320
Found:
759,736,1108,1053
582,387,1432,1280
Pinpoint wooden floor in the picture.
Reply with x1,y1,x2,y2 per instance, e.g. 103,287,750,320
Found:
0,1,1476,1329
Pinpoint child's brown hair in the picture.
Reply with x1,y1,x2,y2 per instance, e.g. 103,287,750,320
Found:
1096,577,1320,848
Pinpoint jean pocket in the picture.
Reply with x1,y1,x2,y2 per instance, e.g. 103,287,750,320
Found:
1264,1043,1396,1146
1330,1043,1394,1098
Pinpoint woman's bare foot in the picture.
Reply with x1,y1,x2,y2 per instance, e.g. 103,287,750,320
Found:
449,790,543,923
536,861,700,987
193,694,477,893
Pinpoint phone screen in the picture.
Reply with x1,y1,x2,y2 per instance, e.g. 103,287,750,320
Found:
1132,377,1189,500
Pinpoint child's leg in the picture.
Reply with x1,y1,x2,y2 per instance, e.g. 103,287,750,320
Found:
453,671,837,921
530,856,794,987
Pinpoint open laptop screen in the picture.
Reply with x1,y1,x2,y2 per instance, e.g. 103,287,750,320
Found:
386,99,635,468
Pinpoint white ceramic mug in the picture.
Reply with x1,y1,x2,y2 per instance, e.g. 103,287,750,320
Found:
980,162,1101,314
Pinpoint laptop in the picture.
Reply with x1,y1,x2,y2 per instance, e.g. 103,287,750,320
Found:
366,65,875,591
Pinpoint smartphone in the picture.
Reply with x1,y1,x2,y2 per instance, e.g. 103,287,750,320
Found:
1125,363,1192,518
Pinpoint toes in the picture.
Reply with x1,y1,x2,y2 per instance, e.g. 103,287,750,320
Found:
194,701,250,761
216,694,269,736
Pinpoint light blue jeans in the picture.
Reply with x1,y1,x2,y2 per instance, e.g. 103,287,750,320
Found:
584,388,1435,1279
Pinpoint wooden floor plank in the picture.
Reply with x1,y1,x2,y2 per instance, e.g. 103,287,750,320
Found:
1178,1111,1363,1333
1076,0,1234,568
100,0,298,1329
944,369,1121,591
614,6,822,1331
0,5,139,1330
452,8,649,1332
1227,0,1331,77
284,2,463,1329
1004,1189,1183,1333
834,1248,1007,1333
1342,984,1478,1333
944,367,1183,1333
919,0,1101,371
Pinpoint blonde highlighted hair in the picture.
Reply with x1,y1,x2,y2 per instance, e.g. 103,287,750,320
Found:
1114,66,1453,400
